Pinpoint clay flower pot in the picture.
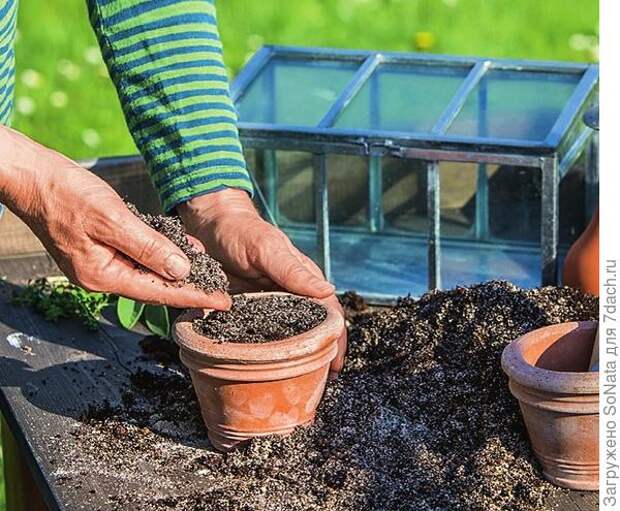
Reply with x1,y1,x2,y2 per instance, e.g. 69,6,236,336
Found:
173,292,344,451
563,209,599,296
501,321,599,490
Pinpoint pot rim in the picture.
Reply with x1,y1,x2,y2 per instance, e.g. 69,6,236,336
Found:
173,291,344,364
501,321,599,395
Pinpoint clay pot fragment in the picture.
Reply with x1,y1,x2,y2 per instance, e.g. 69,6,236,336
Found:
563,209,599,296
173,292,344,451
501,321,599,490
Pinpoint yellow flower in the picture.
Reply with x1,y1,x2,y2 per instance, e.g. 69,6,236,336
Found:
414,32,436,51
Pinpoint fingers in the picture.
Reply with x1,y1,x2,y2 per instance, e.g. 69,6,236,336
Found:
94,205,192,281
256,238,335,299
102,252,231,310
300,255,347,375
299,253,328,280
186,235,205,253
331,325,348,375
320,295,348,377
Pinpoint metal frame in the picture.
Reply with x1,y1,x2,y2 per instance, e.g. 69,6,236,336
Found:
231,46,599,296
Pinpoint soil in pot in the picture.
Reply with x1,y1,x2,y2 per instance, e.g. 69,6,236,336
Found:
176,292,339,450
50,281,598,511
126,203,228,293
192,294,327,343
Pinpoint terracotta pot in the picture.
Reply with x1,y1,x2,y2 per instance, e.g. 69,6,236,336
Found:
173,292,344,451
563,209,599,296
501,321,599,490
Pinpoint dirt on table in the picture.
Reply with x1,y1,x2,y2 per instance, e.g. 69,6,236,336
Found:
193,294,327,343
126,203,228,293
51,281,598,511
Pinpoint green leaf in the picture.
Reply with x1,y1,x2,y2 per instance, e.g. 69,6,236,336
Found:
116,296,145,330
144,305,171,339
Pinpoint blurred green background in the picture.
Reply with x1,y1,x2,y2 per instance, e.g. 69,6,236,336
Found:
2,0,598,509
11,0,598,161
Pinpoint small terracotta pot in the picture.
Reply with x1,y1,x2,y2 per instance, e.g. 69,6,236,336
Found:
501,321,599,490
173,292,344,451
563,209,599,296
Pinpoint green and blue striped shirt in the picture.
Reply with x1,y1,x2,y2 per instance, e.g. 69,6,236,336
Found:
0,0,253,212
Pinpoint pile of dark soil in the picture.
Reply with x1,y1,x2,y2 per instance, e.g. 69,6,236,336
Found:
52,281,598,511
193,294,327,343
126,203,228,293
338,290,369,321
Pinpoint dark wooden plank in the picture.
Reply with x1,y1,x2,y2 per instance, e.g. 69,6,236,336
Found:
0,256,148,510
0,255,599,510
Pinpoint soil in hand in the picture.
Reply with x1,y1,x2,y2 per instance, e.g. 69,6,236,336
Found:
126,203,228,293
193,294,327,343
52,281,598,511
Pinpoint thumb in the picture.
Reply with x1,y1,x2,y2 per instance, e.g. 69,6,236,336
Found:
95,206,191,281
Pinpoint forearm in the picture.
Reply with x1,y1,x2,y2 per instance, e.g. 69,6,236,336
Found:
87,0,253,212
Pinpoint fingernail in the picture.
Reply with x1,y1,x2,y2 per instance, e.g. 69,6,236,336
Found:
219,293,233,311
165,253,190,280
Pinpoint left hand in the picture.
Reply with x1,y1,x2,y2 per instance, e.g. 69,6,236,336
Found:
178,189,347,376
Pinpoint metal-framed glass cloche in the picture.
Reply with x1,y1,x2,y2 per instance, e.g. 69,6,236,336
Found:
231,46,599,302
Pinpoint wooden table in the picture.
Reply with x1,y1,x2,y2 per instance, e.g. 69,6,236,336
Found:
0,255,598,511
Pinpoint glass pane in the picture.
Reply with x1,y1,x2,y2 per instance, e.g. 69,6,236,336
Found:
381,157,427,231
236,58,359,126
327,154,368,227
275,151,314,225
447,70,581,141
381,159,475,238
559,153,586,246
488,166,541,243
440,164,542,289
440,162,477,239
251,151,370,227
335,64,470,133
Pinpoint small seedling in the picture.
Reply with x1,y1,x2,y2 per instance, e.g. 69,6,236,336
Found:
117,296,171,339
11,277,109,330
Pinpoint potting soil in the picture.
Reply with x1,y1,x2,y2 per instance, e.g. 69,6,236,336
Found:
193,294,327,342
52,281,598,511
126,203,228,293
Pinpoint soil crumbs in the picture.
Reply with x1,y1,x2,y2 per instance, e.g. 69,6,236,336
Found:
126,203,228,293
193,294,327,342
51,281,598,511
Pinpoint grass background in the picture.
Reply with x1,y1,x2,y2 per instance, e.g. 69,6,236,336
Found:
2,0,598,508
11,0,598,161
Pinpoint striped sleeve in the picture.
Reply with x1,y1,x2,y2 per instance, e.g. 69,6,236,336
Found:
0,0,17,126
86,0,253,212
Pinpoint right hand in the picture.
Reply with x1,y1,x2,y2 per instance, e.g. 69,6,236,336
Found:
0,126,230,310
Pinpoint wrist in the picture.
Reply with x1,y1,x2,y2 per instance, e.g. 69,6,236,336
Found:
177,188,257,229
0,126,48,212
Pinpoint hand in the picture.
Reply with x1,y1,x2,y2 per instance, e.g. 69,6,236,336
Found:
178,189,347,375
0,127,230,310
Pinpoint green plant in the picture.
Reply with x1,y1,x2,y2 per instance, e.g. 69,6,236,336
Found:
117,297,171,339
11,277,109,330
